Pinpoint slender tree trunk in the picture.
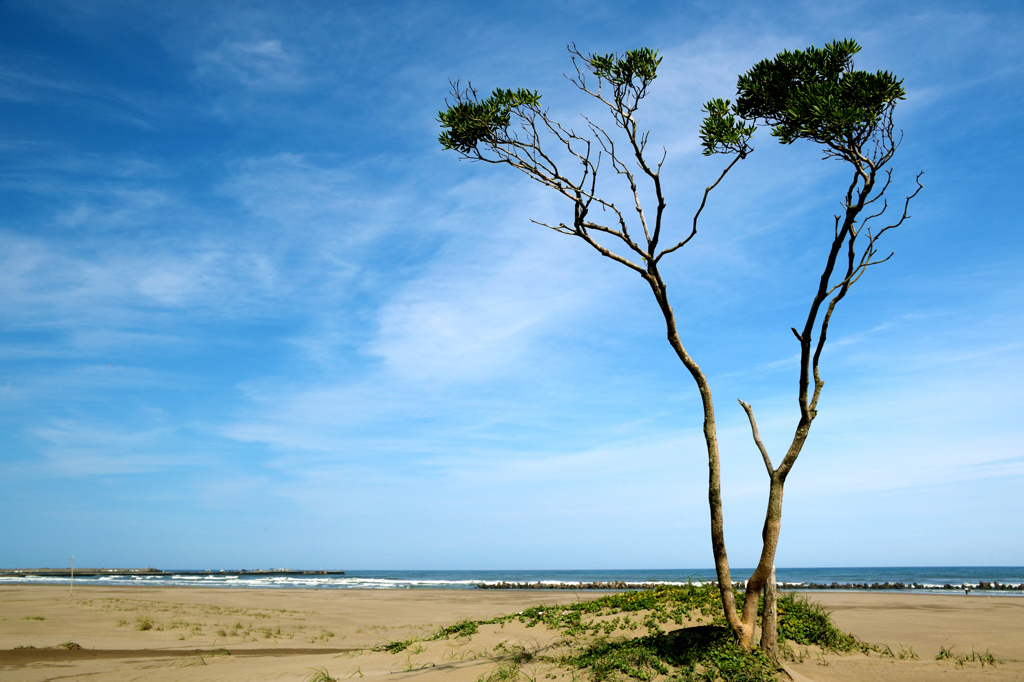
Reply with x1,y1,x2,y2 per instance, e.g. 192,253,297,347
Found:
645,270,750,642
761,565,778,660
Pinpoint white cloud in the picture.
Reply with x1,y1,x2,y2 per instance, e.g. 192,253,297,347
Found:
0,228,263,333
28,420,193,476
220,153,372,237
368,232,594,383
195,39,308,91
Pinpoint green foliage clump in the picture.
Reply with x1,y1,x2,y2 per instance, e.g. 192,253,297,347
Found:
565,636,669,681
735,39,904,145
505,585,777,681
775,593,863,652
437,88,541,153
586,47,662,87
701,38,905,155
566,626,776,682
699,99,756,157
373,639,415,653
432,618,480,639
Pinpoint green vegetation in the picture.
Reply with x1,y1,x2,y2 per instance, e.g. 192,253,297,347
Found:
501,584,724,637
374,618,482,653
436,87,540,154
306,668,339,682
370,584,868,681
479,659,530,682
22,615,45,621
775,593,867,653
876,644,918,660
565,626,776,682
374,639,414,653
433,619,481,639
935,645,999,668
479,642,536,681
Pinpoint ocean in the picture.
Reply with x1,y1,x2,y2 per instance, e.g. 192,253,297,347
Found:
2,567,1023,592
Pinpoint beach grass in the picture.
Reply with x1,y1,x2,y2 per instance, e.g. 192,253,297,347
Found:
936,645,1000,668
305,669,338,682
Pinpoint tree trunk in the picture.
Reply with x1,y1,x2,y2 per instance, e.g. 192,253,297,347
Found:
736,470,789,648
645,272,749,642
760,564,778,660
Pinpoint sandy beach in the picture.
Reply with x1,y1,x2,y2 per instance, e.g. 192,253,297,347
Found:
1,585,1021,681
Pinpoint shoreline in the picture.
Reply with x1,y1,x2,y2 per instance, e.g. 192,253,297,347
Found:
5,575,1022,595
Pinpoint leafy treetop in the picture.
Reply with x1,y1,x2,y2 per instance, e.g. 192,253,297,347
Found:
437,47,665,157
701,38,906,155
585,46,662,87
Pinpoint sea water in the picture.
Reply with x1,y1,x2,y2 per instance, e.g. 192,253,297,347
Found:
2,567,1023,592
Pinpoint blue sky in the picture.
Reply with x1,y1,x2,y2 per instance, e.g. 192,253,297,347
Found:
1,0,1021,570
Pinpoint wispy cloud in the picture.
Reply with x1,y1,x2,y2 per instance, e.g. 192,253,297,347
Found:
0,49,163,129
27,420,194,476
195,38,309,91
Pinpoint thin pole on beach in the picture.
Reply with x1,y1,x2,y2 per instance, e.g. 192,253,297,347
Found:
70,555,74,597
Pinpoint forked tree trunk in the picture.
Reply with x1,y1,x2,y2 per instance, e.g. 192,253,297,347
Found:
734,475,785,648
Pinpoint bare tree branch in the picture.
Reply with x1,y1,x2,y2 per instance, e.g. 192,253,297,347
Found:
738,400,774,476
656,153,745,262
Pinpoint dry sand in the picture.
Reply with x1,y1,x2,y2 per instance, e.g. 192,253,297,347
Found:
782,592,1024,682
1,585,1021,681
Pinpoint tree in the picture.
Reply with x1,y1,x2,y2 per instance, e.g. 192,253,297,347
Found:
438,40,922,653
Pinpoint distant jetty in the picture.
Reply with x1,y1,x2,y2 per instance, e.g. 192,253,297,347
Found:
477,580,1024,591
0,568,345,578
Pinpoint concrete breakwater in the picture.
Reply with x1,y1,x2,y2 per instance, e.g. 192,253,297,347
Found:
0,568,346,578
0,568,163,577
783,581,1024,591
478,580,1024,591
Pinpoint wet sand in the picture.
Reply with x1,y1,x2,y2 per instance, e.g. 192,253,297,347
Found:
1,585,1021,681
